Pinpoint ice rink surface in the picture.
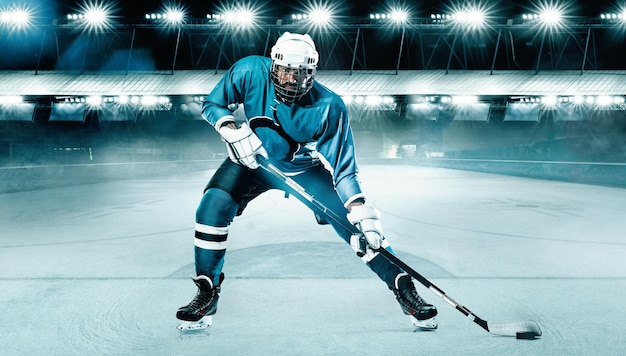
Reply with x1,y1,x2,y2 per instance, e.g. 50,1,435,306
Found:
1,164,625,355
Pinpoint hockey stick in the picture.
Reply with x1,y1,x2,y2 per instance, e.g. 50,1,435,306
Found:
258,157,542,339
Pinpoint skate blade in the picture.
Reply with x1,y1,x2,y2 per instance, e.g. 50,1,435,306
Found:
410,316,438,330
177,315,212,331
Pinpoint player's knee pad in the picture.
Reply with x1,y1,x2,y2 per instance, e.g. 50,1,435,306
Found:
196,188,239,227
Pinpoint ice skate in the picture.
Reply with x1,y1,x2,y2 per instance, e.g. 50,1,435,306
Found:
392,273,438,330
176,273,224,331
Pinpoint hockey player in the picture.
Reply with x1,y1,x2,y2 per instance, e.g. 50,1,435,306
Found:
176,32,437,330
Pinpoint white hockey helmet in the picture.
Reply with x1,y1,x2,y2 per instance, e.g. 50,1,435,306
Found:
270,32,319,104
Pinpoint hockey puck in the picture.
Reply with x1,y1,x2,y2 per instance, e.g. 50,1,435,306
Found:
516,332,539,340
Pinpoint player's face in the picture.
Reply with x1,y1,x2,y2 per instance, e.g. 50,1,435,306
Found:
274,65,310,90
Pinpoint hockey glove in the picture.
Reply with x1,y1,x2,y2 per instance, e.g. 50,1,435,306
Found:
218,121,268,170
347,205,383,256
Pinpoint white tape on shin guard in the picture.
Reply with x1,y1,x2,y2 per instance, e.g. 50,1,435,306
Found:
194,223,228,250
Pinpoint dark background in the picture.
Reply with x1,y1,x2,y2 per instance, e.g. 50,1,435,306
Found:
1,0,625,190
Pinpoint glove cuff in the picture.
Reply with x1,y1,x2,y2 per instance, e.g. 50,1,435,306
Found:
215,115,236,133
347,205,381,224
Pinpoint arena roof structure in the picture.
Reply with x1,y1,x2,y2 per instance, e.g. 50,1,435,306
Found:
2,1,626,119
1,69,626,98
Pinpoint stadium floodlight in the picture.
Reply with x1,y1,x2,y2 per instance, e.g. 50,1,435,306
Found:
145,8,185,26
369,9,409,25
541,95,558,107
539,7,563,27
524,1,570,31
86,96,103,107
140,95,159,106
452,7,487,29
214,4,258,30
165,9,184,24
85,8,106,25
1,6,32,29
522,13,540,21
342,95,395,108
133,95,172,111
431,13,448,23
68,1,115,33
290,2,337,31
452,95,478,105
365,95,383,106
572,95,584,104
389,9,409,24
600,7,626,24
0,95,24,105
596,95,614,106
137,95,170,109
600,13,617,21
117,95,130,105
369,0,413,25
225,9,253,23
310,8,331,25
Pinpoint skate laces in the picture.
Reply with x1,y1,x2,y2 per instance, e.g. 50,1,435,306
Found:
400,287,426,310
187,289,213,311
394,275,427,312
186,276,217,311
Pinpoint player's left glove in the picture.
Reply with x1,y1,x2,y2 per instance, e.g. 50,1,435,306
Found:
218,121,268,170
347,204,383,256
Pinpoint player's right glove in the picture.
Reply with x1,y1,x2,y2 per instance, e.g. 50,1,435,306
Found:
218,120,268,170
347,204,383,257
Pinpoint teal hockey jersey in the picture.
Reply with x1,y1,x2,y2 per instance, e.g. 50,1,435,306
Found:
201,55,364,206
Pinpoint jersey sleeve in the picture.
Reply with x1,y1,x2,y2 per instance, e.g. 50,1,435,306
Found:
316,101,365,207
201,58,258,128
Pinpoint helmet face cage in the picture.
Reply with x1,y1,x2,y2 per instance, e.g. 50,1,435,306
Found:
269,32,319,104
270,63,316,104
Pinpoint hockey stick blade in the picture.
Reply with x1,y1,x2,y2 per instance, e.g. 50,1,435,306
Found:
487,321,542,339
257,157,542,339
